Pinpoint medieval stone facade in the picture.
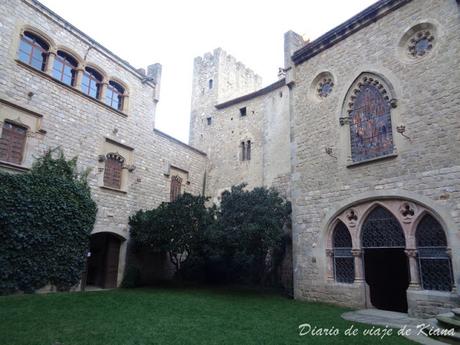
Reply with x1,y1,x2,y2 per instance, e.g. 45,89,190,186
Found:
0,0,207,288
2,0,459,317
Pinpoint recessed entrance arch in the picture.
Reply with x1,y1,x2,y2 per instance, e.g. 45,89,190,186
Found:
362,206,409,312
86,232,124,288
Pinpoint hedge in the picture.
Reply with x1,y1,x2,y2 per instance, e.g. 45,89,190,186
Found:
0,150,97,294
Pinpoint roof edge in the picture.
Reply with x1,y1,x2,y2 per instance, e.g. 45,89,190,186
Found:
215,79,286,110
26,0,153,84
292,0,412,65
153,129,207,157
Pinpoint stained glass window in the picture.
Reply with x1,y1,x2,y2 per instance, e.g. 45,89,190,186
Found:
348,79,394,162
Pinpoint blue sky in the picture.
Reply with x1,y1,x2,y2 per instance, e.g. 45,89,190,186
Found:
39,0,376,143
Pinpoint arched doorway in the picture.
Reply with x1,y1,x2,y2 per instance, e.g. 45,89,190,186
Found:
362,206,409,312
86,232,123,289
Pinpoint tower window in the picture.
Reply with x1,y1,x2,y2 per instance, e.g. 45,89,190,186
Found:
207,117,212,126
240,107,247,117
208,79,213,89
241,140,251,161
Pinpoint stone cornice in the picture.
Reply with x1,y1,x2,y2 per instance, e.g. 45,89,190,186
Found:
292,0,413,65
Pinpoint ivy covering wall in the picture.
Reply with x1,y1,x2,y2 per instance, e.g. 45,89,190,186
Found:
0,150,97,294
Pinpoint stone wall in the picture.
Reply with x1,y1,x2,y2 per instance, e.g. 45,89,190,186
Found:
0,0,207,287
290,0,460,317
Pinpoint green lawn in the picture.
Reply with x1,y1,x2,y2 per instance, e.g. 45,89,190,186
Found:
0,287,412,345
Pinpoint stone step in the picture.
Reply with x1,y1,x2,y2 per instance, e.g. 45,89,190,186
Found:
452,309,460,321
436,315,460,331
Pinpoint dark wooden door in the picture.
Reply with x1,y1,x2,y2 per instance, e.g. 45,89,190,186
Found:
104,237,120,288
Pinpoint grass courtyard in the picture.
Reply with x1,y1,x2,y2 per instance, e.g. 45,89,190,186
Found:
0,287,413,345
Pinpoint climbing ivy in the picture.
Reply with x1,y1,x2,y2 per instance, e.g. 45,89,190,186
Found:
0,149,97,294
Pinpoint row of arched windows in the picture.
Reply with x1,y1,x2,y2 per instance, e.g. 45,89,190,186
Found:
331,207,454,292
18,30,127,112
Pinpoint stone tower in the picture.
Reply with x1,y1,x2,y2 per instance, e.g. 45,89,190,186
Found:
189,48,262,152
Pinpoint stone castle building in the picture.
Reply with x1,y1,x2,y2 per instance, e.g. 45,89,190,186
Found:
1,0,459,317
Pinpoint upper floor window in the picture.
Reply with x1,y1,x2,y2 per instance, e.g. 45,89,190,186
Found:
105,81,125,111
18,31,49,71
103,153,124,189
208,79,213,89
240,107,247,117
347,75,394,162
52,51,78,86
170,175,182,202
81,67,103,99
0,121,27,165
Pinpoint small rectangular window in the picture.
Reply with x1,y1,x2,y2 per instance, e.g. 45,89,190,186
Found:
246,140,251,161
207,117,212,125
240,107,247,117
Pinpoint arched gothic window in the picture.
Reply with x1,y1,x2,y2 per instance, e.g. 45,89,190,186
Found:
362,206,405,248
332,222,354,283
105,81,125,111
81,67,103,99
347,76,394,162
170,175,182,202
52,51,78,86
416,215,453,291
18,31,49,71
103,153,124,189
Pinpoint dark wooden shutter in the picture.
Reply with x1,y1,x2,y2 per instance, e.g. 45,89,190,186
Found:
170,175,182,201
103,153,124,189
0,122,27,164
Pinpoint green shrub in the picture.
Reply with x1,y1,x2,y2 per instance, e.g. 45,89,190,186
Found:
0,149,97,294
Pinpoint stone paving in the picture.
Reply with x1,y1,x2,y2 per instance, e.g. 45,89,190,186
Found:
342,309,450,345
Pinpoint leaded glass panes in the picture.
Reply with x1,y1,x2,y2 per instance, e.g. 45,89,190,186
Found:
362,207,405,248
349,82,394,162
333,222,354,283
416,214,453,291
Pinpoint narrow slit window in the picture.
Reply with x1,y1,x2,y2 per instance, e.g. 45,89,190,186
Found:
241,141,246,161
246,140,251,160
208,79,213,89
240,107,247,117
207,117,212,126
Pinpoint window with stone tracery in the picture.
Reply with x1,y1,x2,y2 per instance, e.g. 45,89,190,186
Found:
347,76,394,162
416,214,453,291
332,222,354,283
